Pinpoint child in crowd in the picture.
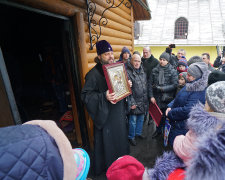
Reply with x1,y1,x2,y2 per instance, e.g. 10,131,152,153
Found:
177,56,188,74
106,155,148,180
176,72,187,95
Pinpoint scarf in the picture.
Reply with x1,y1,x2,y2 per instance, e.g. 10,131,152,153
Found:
158,64,169,85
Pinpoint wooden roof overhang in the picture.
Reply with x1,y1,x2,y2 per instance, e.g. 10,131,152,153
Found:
5,0,151,20
132,0,151,21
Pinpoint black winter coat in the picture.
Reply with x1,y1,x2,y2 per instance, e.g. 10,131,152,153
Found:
141,55,159,80
126,62,148,115
213,55,222,68
149,64,178,110
169,54,179,69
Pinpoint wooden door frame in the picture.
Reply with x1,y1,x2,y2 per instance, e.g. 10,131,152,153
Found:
0,47,21,125
62,19,84,146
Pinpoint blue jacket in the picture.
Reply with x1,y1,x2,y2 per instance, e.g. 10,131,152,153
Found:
168,86,206,122
168,68,210,145
0,124,63,180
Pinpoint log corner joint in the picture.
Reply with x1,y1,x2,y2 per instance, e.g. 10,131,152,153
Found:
86,0,132,50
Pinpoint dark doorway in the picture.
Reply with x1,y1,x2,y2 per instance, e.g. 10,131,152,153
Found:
0,3,84,145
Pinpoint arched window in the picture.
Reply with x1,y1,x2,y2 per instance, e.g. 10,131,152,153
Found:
174,17,188,39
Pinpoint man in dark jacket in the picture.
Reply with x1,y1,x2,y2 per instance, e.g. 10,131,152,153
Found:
81,40,130,175
141,47,159,80
149,52,178,138
167,48,186,69
202,53,215,71
126,54,148,146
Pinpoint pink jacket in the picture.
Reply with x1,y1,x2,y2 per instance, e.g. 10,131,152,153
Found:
173,130,197,166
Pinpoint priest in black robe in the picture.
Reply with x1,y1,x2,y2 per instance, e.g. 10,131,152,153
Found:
81,40,130,175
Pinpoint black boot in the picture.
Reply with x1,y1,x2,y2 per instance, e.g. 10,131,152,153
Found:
136,134,146,139
129,138,137,146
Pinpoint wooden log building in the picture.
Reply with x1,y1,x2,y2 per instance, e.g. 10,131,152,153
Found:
0,0,151,148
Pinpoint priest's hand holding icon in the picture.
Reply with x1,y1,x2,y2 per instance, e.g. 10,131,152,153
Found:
106,90,116,104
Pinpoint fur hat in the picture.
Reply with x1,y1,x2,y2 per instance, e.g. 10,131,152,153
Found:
147,151,185,180
186,123,225,180
159,52,170,62
206,81,225,113
178,56,188,68
208,70,225,86
96,40,113,55
187,103,220,137
187,62,208,79
119,46,131,61
179,72,187,82
106,155,145,180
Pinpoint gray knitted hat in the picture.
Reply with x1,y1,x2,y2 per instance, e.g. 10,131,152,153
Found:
159,52,170,62
187,56,203,66
187,62,208,79
206,81,225,113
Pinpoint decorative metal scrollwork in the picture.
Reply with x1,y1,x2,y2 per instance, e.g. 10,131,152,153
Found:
86,0,132,50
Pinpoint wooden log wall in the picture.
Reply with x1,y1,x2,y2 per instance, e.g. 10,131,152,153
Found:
84,0,134,70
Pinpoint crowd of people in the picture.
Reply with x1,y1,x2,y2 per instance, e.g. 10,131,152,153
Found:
2,39,225,180
82,40,225,179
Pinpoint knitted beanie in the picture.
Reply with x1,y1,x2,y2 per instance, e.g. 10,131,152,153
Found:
179,72,187,82
106,155,145,180
208,70,225,86
121,46,131,55
187,62,207,79
159,52,170,62
187,56,203,66
206,81,225,113
96,40,113,55
178,56,188,68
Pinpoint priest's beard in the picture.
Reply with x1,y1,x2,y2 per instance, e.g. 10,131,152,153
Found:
100,57,114,65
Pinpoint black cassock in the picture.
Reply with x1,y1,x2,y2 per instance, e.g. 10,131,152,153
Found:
81,63,129,175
